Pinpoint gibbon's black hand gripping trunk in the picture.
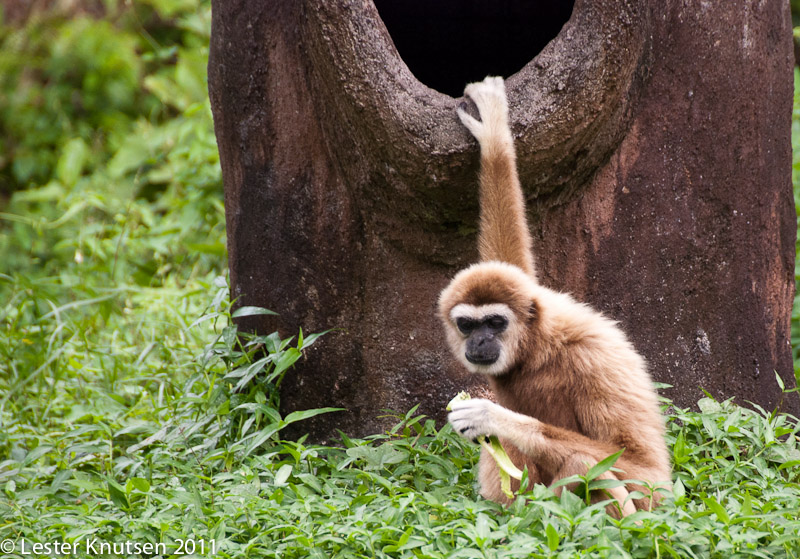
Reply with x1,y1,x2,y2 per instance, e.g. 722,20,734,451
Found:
208,0,797,440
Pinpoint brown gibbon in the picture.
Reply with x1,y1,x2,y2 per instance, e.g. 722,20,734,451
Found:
441,76,670,517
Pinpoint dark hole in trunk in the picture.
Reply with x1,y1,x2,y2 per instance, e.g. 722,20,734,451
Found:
374,0,575,97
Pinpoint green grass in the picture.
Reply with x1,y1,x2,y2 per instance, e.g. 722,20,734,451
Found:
1,3,800,558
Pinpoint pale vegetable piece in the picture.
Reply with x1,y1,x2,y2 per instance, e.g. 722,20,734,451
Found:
481,435,523,499
447,392,524,499
446,391,472,411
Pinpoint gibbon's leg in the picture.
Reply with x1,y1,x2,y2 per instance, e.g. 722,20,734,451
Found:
449,398,638,516
478,440,544,505
457,77,536,278
551,457,637,519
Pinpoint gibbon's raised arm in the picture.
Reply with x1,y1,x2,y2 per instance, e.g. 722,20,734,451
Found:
457,77,536,278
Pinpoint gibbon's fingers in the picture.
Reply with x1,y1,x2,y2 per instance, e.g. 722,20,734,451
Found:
448,398,506,441
463,77,509,136
463,76,506,107
457,105,484,140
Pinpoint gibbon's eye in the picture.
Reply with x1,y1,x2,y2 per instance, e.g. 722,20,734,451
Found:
456,317,478,335
485,315,508,332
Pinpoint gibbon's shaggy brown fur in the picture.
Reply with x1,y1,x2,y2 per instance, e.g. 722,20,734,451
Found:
441,77,670,517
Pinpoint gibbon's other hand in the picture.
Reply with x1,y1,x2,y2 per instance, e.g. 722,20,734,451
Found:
456,76,510,144
448,398,504,442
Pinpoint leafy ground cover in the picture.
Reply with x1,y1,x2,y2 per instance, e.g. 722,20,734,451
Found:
1,2,800,558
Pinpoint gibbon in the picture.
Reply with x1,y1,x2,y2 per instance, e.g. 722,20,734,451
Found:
441,77,670,517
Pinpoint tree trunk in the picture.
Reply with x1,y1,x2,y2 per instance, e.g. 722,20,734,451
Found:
208,0,797,439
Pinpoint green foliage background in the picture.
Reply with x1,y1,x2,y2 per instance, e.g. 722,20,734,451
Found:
0,2,799,557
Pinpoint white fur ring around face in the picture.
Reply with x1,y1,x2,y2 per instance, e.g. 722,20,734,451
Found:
447,398,502,441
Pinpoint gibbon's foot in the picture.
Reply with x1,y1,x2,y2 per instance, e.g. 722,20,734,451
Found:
456,76,511,144
448,398,517,442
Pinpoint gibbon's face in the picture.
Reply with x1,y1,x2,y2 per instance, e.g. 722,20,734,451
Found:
448,303,518,376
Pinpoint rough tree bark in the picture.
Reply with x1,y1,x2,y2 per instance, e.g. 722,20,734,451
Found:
208,0,798,439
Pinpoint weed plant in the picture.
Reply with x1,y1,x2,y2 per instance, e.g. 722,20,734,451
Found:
1,2,800,558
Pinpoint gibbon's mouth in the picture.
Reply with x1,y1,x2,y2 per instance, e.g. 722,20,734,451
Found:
465,353,499,366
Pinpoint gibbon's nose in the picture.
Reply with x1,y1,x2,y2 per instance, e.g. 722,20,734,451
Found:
474,329,492,345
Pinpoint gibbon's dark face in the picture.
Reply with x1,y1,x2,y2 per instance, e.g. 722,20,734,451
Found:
446,302,519,375
457,314,509,365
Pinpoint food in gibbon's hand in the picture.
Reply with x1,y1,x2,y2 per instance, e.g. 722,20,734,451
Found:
447,391,522,500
